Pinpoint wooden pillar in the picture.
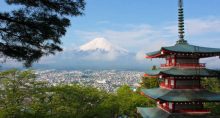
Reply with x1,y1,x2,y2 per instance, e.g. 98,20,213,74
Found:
174,55,176,66
174,77,176,89
172,102,175,112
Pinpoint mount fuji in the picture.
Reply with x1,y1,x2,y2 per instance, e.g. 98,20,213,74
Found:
23,38,150,70
72,38,129,61
79,37,128,54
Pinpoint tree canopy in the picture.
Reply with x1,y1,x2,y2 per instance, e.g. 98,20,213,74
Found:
0,0,85,67
0,69,152,118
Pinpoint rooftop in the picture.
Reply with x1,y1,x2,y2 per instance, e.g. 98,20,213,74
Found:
146,43,220,58
141,88,220,102
144,68,220,77
137,107,220,118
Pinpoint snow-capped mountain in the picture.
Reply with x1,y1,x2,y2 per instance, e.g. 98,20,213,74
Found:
27,37,150,70
72,38,129,61
79,37,128,54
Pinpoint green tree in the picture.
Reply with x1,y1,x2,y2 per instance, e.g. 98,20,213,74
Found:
0,70,154,118
0,69,49,118
141,76,159,89
0,0,85,67
201,78,220,115
98,94,120,118
116,85,154,118
49,85,109,118
201,77,220,92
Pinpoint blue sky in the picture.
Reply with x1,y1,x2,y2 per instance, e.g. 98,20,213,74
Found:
65,0,220,51
1,0,220,69
1,0,220,51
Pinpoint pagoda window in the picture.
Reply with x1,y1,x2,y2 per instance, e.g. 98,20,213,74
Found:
171,79,174,86
172,58,175,65
171,80,174,86
165,79,168,86
169,102,173,110
168,58,172,65
166,59,169,65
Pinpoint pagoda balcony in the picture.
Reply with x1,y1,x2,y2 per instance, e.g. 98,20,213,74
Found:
160,82,166,88
159,82,173,89
161,63,206,68
175,85,201,89
158,104,172,113
158,104,211,114
160,82,165,87
160,82,202,89
176,109,211,114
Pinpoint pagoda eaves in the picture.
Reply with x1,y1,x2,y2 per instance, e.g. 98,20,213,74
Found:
146,43,220,59
144,68,220,78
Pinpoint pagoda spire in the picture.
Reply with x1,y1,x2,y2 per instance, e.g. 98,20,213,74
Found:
176,0,188,44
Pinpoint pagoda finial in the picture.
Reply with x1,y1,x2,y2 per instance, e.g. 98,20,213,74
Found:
176,0,188,45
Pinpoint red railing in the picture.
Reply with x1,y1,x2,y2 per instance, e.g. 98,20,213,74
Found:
160,82,203,89
160,82,165,86
158,103,211,114
159,104,171,112
177,109,211,113
160,82,173,89
161,64,173,67
175,85,201,89
161,63,206,68
160,82,168,88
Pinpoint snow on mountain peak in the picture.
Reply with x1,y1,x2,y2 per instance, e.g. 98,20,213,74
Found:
79,37,128,53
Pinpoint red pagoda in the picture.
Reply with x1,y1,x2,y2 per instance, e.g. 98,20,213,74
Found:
137,0,220,118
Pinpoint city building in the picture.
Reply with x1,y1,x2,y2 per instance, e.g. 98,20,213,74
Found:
137,0,220,118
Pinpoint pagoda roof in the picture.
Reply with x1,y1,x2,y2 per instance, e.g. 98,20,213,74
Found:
145,68,220,77
146,43,220,58
137,107,220,118
141,88,220,102
137,107,170,118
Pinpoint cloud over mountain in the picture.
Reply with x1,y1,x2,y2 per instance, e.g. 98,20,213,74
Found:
77,37,128,61
25,37,150,70
79,37,128,53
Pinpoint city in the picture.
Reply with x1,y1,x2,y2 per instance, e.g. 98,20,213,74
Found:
35,70,143,92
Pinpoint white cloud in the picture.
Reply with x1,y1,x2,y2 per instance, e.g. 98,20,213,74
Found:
135,51,146,61
2,59,22,68
73,17,220,65
165,17,220,36
38,55,58,64
75,24,171,53
75,17,220,53
82,51,119,61
200,56,220,69
186,18,220,35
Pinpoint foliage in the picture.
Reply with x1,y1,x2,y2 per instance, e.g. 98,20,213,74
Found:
140,76,159,89
0,69,152,118
0,0,85,67
201,77,220,93
0,69,49,118
201,77,220,115
116,85,155,117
